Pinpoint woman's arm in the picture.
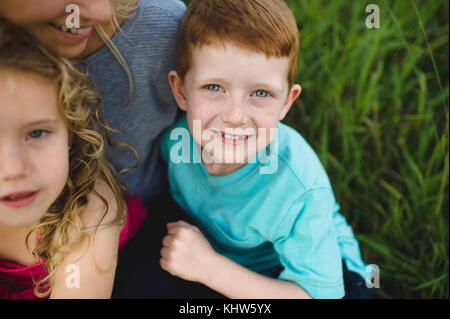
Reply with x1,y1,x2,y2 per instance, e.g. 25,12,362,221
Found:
160,221,312,299
50,180,122,299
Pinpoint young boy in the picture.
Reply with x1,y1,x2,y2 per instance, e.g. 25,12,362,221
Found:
158,0,372,299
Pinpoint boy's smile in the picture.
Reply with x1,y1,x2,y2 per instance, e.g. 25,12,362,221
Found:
169,41,302,175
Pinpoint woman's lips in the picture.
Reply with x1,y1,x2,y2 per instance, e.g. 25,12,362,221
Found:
48,22,93,41
0,191,40,208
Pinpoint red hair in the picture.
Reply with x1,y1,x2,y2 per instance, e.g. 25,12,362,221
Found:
176,0,300,88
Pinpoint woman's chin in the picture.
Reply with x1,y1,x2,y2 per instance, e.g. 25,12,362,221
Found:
51,43,89,59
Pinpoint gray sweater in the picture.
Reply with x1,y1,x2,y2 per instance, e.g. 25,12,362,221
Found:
83,0,186,201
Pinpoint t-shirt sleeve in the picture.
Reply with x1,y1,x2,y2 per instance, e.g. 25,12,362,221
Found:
272,188,345,299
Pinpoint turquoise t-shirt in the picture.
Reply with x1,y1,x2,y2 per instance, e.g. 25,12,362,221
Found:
160,114,370,299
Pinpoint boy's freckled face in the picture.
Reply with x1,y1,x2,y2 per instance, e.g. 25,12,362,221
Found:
0,70,69,228
180,41,301,167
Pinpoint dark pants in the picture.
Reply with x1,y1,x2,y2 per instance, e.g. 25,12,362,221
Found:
342,260,373,299
112,192,224,298
112,193,372,299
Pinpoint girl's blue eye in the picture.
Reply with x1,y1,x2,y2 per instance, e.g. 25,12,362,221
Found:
206,84,221,92
255,90,270,98
28,130,47,139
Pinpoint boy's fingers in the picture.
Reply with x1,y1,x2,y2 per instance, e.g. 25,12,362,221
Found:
159,258,168,272
160,246,169,259
167,223,189,235
162,235,173,247
167,220,191,228
167,220,184,227
167,225,180,235
166,221,176,228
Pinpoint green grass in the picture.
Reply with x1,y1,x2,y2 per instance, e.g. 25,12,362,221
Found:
182,0,449,298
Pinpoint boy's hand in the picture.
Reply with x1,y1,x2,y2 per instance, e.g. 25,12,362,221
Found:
160,220,217,283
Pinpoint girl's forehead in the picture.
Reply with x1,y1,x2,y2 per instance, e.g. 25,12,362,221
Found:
0,69,61,127
0,68,56,96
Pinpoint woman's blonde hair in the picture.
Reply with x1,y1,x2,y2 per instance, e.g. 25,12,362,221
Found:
0,20,129,298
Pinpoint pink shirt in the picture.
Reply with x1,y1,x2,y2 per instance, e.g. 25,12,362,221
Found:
0,196,147,299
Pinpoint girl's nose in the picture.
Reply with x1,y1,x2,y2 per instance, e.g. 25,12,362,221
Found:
0,145,31,181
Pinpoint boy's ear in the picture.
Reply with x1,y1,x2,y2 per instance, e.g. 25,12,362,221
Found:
279,84,302,121
168,70,188,111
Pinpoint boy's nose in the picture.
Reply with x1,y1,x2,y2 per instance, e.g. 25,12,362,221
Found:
221,99,247,126
78,0,113,24
0,145,31,181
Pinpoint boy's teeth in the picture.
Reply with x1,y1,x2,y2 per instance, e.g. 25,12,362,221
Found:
223,133,247,140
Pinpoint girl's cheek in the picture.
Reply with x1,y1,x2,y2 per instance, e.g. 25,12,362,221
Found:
38,139,70,185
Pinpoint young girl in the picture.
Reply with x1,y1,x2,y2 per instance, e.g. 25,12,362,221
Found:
0,22,146,299
0,0,186,202
0,0,186,297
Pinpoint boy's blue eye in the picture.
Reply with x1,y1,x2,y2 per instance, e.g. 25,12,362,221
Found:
206,84,221,92
254,90,270,98
28,130,47,139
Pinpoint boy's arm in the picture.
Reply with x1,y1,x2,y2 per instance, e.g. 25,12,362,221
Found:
161,188,346,299
272,188,345,299
50,180,122,299
202,251,312,299
160,221,312,299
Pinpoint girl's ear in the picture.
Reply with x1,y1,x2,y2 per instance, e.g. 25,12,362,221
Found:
168,71,188,111
279,84,302,121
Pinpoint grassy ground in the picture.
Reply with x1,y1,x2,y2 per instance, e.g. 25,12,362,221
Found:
182,0,449,298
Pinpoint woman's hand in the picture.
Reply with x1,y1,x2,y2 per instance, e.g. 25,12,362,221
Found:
160,220,217,284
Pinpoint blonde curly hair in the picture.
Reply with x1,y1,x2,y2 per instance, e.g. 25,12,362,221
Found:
0,20,131,298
